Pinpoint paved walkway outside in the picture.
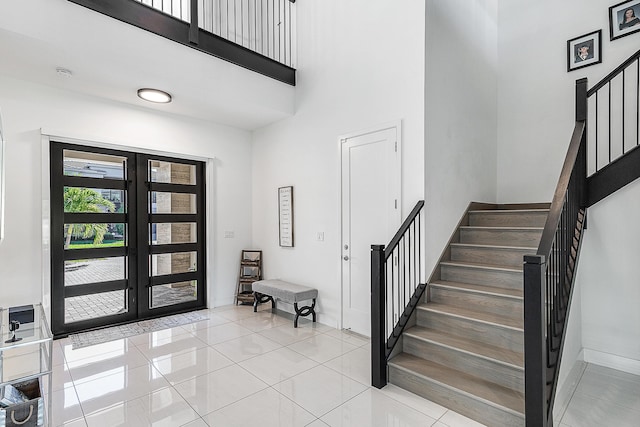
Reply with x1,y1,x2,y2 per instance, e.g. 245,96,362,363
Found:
65,258,196,323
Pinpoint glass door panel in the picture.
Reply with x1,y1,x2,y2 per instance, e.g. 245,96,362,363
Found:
63,222,126,250
149,161,196,185
151,192,197,214
65,290,129,324
151,223,197,245
150,281,198,308
64,256,127,285
151,252,197,276
63,150,127,180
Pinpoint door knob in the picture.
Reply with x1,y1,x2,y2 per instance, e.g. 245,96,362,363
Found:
343,256,349,261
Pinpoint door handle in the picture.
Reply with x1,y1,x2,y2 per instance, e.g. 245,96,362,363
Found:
343,256,349,261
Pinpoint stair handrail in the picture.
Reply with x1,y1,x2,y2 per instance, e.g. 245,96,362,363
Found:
536,121,586,258
384,200,425,259
524,79,588,427
371,200,426,388
586,47,640,96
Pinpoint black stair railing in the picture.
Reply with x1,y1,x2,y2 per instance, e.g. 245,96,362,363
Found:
586,48,640,205
525,48,640,427
371,200,426,388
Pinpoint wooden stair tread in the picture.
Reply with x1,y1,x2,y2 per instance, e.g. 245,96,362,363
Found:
440,260,522,273
430,280,523,299
450,242,537,251
389,352,525,415
419,302,523,330
460,225,544,231
404,325,524,368
468,208,549,214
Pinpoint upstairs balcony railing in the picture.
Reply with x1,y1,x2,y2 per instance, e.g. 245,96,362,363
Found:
585,48,640,205
68,0,296,85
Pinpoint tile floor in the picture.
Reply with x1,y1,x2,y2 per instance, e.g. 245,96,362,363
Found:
554,362,640,427
48,304,640,427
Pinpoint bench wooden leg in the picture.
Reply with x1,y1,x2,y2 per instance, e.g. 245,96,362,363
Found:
254,292,274,312
293,298,316,328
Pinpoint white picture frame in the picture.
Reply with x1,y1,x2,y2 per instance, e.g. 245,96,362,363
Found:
278,186,294,247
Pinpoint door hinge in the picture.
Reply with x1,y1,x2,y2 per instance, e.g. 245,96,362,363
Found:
395,199,398,209
394,141,397,152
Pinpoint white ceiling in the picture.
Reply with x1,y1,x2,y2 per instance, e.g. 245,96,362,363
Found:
0,0,296,130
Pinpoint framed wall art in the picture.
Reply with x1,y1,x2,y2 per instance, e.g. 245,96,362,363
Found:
278,186,294,247
610,0,640,40
567,30,602,72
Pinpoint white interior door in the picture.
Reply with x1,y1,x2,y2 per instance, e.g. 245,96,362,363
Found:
341,125,400,337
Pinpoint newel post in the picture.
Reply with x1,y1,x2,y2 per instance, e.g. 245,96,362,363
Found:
576,77,589,208
371,244,387,388
524,254,548,427
576,78,588,122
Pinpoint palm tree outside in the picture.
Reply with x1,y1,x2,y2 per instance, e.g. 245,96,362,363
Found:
64,187,116,249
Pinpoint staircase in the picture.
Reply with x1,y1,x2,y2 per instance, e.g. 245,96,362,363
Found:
388,204,549,426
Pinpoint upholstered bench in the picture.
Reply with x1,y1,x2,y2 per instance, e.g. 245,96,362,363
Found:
252,279,318,328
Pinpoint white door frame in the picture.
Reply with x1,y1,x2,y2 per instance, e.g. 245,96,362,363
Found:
338,120,402,332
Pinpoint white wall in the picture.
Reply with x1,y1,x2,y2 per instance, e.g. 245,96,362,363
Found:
497,0,640,377
251,0,425,329
424,0,499,272
497,0,639,202
0,77,253,311
578,181,640,373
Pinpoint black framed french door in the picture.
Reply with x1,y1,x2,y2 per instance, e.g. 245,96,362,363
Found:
50,142,206,337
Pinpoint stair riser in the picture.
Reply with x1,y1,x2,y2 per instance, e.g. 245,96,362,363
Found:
440,265,522,290
469,211,548,228
451,246,533,269
430,286,523,321
460,228,542,247
389,365,525,427
417,308,523,352
403,335,524,393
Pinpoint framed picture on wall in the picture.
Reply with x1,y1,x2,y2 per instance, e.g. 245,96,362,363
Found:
567,30,602,72
610,0,640,40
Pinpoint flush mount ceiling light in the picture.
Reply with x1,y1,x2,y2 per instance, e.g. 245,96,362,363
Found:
56,67,73,78
137,88,172,104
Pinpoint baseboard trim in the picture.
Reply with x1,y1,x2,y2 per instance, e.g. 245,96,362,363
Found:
213,297,236,307
583,348,640,376
553,355,586,421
